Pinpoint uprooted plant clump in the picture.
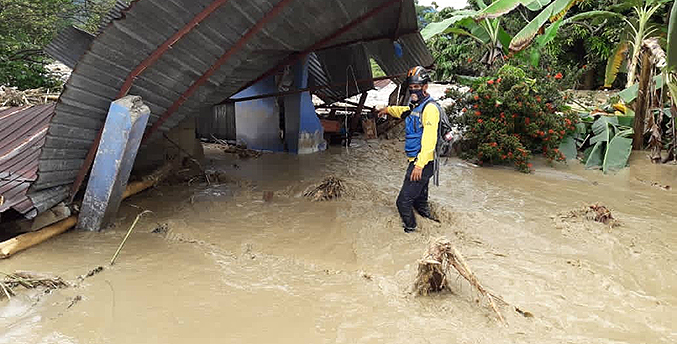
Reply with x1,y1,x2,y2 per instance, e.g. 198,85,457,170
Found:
561,204,620,228
413,237,506,323
304,177,346,201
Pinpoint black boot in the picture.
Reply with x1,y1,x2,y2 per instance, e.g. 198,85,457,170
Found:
416,207,440,223
404,226,417,233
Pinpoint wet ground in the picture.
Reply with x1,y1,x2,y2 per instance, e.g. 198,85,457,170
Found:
1,140,676,344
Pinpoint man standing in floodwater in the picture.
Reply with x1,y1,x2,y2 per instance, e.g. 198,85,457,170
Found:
378,66,440,233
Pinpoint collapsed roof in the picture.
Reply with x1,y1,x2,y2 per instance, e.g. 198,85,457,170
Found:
5,0,432,219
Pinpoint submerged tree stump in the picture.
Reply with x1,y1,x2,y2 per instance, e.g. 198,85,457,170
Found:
413,237,506,324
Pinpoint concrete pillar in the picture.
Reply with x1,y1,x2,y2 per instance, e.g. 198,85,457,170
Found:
284,56,326,154
78,96,150,231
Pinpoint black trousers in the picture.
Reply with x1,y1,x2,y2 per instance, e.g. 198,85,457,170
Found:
396,161,434,229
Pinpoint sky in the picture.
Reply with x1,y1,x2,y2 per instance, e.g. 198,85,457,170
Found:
417,0,469,9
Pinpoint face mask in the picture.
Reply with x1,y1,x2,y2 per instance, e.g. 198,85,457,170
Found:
409,88,426,105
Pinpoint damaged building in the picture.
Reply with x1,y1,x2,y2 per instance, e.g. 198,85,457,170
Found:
1,0,432,236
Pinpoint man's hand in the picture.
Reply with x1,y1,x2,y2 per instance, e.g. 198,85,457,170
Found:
410,165,423,181
377,106,389,119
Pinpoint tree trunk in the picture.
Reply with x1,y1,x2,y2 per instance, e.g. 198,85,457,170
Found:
633,51,653,150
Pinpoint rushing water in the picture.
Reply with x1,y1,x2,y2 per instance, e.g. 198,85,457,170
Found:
1,141,676,344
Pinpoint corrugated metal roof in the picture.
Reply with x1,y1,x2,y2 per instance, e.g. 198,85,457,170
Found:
0,104,56,218
366,32,434,84
31,0,432,203
308,43,374,104
97,0,133,35
44,26,95,69
44,1,131,68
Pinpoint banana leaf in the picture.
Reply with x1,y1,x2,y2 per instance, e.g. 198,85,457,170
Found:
616,115,635,127
575,122,589,148
604,42,629,88
536,19,563,46
526,0,551,11
509,0,579,51
590,116,619,145
668,0,677,70
585,142,605,169
558,135,578,160
603,129,634,173
477,0,542,19
619,75,664,103
473,0,489,9
497,26,513,52
444,28,485,44
421,12,477,40
562,10,623,25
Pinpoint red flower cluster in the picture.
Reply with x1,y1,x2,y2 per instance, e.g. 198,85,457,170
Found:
459,65,577,173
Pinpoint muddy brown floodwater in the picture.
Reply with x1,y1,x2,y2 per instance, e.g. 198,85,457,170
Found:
2,140,676,344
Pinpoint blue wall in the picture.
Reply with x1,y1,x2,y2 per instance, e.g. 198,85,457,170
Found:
234,57,325,154
235,75,284,152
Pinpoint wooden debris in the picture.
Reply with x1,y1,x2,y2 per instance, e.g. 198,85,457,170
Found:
303,177,346,201
0,86,59,109
211,136,261,159
1,272,68,300
1,162,175,259
413,237,506,324
0,216,78,259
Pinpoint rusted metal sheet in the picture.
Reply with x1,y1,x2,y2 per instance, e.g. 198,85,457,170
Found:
0,104,56,217
34,0,432,207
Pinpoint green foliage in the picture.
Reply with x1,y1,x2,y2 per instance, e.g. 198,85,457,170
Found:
453,65,579,172
370,59,385,78
476,0,586,52
576,115,634,173
0,0,124,89
428,35,487,80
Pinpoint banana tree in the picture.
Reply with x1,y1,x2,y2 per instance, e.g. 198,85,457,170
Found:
604,0,671,88
665,0,677,108
476,0,593,52
662,0,676,160
422,0,608,59
421,2,511,67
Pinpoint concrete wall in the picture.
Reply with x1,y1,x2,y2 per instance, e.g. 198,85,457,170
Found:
134,116,204,174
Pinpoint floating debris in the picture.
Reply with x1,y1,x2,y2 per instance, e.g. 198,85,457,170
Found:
85,266,104,278
152,223,169,234
515,307,534,318
564,204,620,227
1,272,68,300
413,237,505,324
636,178,671,191
303,177,346,201
210,137,261,159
